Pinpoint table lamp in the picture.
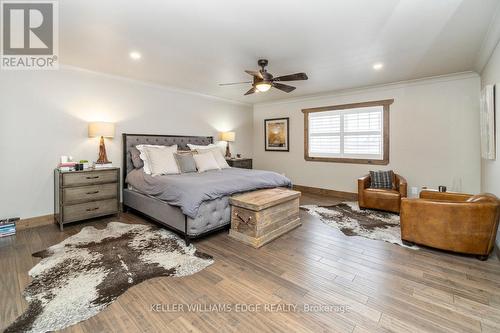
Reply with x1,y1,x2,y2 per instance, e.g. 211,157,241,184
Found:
88,122,115,164
220,131,235,158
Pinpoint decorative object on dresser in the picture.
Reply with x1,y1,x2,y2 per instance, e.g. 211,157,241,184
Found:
226,157,252,169
219,131,235,157
400,190,500,260
54,168,120,230
229,187,301,248
265,117,289,151
3,222,213,333
358,171,407,213
88,122,115,165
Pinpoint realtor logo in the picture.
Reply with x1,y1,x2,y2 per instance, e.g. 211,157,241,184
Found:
1,0,58,69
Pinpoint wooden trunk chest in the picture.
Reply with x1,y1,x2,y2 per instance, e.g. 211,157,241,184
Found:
229,187,301,248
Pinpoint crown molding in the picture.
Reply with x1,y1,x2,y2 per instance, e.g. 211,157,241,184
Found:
59,64,252,107
475,2,500,73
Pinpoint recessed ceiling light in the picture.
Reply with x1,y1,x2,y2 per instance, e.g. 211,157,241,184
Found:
373,63,383,70
129,52,142,60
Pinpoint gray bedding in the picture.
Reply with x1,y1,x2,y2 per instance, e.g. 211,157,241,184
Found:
126,168,292,218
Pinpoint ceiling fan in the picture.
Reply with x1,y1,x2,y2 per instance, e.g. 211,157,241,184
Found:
219,59,308,95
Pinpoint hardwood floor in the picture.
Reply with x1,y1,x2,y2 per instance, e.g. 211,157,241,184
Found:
2,193,500,332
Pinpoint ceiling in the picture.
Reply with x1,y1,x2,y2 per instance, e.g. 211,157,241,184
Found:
60,0,500,104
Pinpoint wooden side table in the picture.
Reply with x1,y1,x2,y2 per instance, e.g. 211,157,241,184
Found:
226,158,252,169
54,168,120,230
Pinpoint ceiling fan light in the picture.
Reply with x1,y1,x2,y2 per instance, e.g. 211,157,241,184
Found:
255,82,272,92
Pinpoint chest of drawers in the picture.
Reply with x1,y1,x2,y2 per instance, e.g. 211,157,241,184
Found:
226,158,253,169
54,168,120,230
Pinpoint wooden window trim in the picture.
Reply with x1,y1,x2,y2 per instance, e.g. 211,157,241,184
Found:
302,99,393,165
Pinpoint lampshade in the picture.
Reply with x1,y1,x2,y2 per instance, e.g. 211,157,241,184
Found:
88,122,115,138
220,131,235,142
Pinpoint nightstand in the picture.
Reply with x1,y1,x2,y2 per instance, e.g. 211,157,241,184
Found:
226,158,252,169
54,168,120,230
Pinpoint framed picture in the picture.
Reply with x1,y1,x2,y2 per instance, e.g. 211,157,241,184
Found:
480,84,496,160
264,117,289,151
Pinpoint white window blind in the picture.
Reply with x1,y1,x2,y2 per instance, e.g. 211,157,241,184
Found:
308,106,384,159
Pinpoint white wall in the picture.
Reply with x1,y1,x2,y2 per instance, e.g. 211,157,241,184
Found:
0,66,252,219
481,41,500,197
480,40,500,249
253,73,481,194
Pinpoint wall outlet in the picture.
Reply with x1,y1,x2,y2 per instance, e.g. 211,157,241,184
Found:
410,186,419,198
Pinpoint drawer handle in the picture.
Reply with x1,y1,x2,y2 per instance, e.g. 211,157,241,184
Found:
86,191,100,195
86,207,100,212
86,176,100,179
235,212,253,225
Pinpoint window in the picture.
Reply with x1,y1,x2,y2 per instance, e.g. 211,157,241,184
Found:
303,99,393,164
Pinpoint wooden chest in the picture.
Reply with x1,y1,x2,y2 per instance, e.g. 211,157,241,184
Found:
229,187,301,248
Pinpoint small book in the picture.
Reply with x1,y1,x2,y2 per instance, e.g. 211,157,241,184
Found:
0,232,16,238
59,162,77,167
93,162,113,169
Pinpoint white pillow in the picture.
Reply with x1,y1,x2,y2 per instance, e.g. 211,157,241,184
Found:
187,141,227,156
187,143,212,151
136,144,165,174
198,148,230,169
213,141,228,156
193,152,220,173
137,144,179,175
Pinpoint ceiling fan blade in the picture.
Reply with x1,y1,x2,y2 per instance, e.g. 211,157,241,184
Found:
273,72,308,82
244,87,257,95
219,81,252,86
245,70,263,79
272,82,296,93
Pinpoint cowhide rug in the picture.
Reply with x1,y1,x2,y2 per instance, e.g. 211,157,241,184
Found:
301,202,417,248
5,222,213,333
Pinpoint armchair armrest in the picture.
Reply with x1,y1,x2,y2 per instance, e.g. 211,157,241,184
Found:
358,175,370,190
396,175,407,197
357,175,371,207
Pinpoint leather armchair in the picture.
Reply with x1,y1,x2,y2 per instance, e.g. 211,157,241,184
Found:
358,174,407,213
400,190,500,259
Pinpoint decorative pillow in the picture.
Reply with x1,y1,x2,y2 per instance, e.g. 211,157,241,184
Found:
188,141,227,156
174,153,197,173
193,152,220,173
137,144,179,175
197,148,230,169
370,170,394,189
213,141,228,156
187,143,211,151
130,146,144,169
136,144,167,174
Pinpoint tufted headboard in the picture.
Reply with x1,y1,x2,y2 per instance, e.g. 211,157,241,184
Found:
122,133,213,188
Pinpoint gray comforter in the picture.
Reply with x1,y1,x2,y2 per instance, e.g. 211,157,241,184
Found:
126,168,292,218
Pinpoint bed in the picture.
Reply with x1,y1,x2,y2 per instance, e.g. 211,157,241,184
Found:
122,133,291,244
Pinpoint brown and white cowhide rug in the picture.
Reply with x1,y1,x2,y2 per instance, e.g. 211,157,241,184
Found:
5,222,213,333
301,202,417,248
